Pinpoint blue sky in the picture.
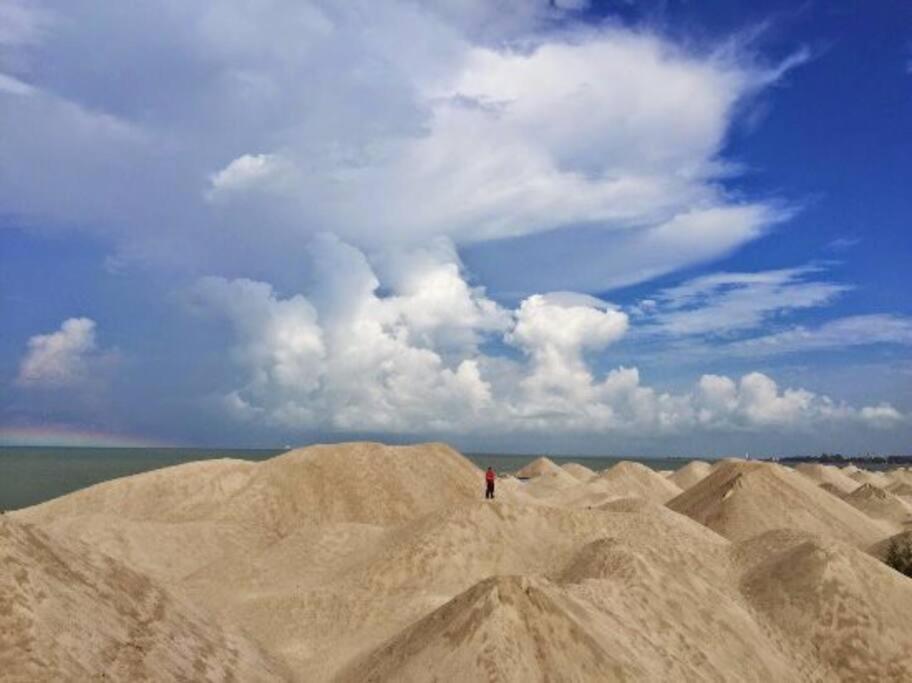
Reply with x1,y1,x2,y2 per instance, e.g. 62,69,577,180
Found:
1,0,910,456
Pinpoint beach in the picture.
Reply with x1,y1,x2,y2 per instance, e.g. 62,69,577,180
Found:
3,442,912,681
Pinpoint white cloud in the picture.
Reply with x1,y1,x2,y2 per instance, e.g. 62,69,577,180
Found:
635,265,850,337
727,314,912,356
190,238,901,435
206,153,298,201
0,2,801,290
17,318,101,387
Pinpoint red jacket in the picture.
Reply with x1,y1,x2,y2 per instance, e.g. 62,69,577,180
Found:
485,469,496,482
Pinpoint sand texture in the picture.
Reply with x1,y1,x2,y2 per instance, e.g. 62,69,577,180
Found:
6,444,912,681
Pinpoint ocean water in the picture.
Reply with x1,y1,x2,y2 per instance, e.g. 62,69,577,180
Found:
0,446,691,511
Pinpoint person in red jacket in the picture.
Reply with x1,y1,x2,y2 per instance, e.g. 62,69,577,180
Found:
485,466,496,499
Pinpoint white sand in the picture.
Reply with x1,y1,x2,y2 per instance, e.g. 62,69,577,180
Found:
5,443,912,681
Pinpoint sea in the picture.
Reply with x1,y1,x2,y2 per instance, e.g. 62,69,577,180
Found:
0,446,692,512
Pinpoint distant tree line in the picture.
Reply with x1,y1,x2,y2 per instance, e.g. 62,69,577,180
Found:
775,454,912,465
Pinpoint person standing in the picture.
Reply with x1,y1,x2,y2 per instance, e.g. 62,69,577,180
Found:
485,466,496,499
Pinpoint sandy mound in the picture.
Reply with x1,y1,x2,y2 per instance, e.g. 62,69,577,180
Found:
595,461,683,503
736,529,912,681
794,463,861,495
336,575,627,682
561,462,596,481
515,456,561,478
843,483,912,526
521,467,589,499
667,460,894,547
216,442,481,532
0,517,282,682
849,468,892,488
887,481,912,500
669,460,713,490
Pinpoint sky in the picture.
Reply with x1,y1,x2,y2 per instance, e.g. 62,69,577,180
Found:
1,0,910,456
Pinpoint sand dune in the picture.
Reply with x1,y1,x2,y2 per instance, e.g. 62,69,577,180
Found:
669,459,712,490
515,456,562,478
842,483,912,526
849,468,892,488
7,443,912,681
561,462,597,481
794,462,861,494
595,460,683,503
736,529,912,681
667,460,895,547
0,517,283,682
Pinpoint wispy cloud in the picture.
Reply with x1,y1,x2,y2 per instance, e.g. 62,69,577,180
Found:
727,314,912,356
633,265,850,337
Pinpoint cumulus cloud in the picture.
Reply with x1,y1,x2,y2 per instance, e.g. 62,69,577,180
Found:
17,318,102,387
189,238,900,435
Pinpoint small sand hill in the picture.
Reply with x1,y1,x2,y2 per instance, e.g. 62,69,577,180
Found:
214,442,482,532
336,576,628,683
667,460,894,547
596,461,683,503
560,462,596,481
794,463,860,495
520,467,584,499
515,456,561,478
887,481,912,500
842,483,912,526
669,460,713,490
0,517,282,682
736,529,912,681
849,468,892,488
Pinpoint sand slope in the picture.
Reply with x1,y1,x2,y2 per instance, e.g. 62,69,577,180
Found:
0,517,282,682
667,460,894,547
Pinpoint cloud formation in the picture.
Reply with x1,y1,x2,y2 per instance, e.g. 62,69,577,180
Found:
635,265,850,337
192,239,902,435
17,318,102,387
1,1,798,291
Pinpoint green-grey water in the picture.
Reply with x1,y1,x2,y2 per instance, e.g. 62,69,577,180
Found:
0,446,692,511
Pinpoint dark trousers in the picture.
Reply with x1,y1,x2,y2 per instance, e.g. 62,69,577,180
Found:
485,481,495,499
